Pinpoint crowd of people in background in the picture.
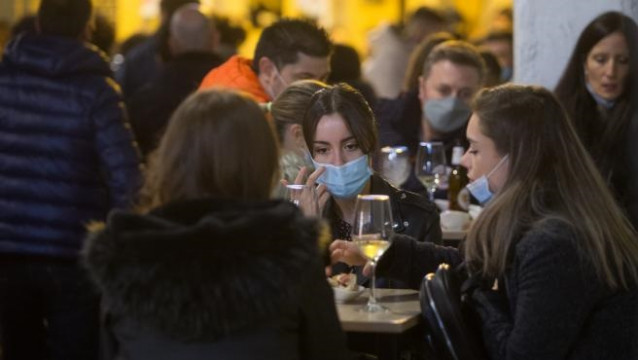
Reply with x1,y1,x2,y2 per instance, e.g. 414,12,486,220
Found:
0,0,637,359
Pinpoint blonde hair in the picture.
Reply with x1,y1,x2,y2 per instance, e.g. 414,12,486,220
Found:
465,84,638,290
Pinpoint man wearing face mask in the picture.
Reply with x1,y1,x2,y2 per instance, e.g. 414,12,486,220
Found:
377,40,485,193
199,18,332,102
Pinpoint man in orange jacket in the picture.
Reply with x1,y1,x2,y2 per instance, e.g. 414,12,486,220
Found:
200,18,332,102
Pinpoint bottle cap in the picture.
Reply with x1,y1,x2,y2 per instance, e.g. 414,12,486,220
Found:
451,146,464,165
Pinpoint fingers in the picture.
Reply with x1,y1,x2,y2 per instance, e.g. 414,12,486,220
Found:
306,166,325,187
293,167,308,185
329,240,367,267
362,262,373,277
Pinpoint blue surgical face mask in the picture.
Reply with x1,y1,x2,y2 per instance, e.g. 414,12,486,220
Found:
500,66,513,82
466,155,509,204
311,155,372,199
423,97,471,133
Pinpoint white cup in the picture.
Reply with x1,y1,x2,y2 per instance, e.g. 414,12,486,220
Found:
440,210,471,231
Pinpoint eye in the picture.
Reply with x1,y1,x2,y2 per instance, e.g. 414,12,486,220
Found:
467,148,478,155
436,86,452,97
593,55,607,64
344,142,360,151
313,146,328,155
458,90,473,102
617,55,630,65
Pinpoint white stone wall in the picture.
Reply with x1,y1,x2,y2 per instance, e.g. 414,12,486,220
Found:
514,0,638,90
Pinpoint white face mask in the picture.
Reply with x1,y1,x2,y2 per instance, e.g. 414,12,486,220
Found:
266,66,289,100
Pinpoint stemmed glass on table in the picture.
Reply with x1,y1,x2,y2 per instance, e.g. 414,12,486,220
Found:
415,141,448,201
352,194,394,313
379,146,411,188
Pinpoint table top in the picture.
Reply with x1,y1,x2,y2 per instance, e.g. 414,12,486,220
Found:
336,288,421,334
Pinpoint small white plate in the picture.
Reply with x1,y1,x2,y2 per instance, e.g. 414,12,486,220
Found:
332,285,365,303
435,199,483,220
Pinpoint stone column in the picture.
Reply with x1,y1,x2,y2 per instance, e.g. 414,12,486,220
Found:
514,0,638,89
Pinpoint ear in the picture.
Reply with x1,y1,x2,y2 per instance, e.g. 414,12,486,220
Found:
289,124,305,147
168,34,179,56
35,16,42,34
211,29,221,51
258,57,277,77
418,75,427,102
258,57,277,88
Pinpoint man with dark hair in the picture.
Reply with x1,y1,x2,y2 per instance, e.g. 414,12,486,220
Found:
199,18,332,102
115,0,200,99
0,0,142,359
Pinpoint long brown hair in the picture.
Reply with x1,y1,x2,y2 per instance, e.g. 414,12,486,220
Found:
302,83,377,156
270,79,327,143
555,12,638,183
138,89,279,211
465,84,638,290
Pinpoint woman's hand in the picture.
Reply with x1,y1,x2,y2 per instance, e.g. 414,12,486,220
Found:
282,166,329,217
329,240,367,267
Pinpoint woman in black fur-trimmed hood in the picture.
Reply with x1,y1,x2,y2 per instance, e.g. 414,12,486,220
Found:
83,89,350,360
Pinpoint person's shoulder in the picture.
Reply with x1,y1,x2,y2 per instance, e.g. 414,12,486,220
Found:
373,176,438,214
516,217,578,256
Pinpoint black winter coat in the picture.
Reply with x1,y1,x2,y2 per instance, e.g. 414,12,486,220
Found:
127,52,223,156
0,34,142,258
84,198,350,360
377,220,638,360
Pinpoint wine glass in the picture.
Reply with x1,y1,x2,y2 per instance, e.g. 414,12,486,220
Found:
284,184,320,217
379,146,411,188
352,194,394,313
415,142,448,201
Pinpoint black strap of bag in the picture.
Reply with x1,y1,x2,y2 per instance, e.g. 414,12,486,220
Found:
419,263,488,360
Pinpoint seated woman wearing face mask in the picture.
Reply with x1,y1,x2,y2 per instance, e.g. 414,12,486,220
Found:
295,83,442,286
331,84,638,359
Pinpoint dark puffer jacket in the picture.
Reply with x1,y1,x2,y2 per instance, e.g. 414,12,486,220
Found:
0,34,142,258
83,198,350,360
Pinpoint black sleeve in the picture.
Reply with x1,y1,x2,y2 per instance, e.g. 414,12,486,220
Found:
473,229,603,360
298,259,351,360
376,234,462,289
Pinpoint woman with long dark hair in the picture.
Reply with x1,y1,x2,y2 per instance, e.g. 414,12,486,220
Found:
332,84,638,359
555,11,638,227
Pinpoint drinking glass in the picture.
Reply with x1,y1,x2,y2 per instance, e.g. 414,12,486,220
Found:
415,142,448,201
284,184,320,217
352,194,394,312
379,146,411,187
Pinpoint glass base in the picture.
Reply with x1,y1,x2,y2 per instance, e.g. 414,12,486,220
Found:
359,302,389,313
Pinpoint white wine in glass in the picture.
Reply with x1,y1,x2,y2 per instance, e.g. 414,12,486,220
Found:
352,194,394,313
415,141,447,201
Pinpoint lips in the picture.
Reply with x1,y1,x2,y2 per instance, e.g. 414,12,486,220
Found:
601,83,619,94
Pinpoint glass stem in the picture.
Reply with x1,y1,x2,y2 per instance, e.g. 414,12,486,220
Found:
428,189,435,202
368,260,377,306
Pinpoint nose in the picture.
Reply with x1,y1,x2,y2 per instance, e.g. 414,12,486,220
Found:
460,150,471,171
330,149,346,166
605,59,618,78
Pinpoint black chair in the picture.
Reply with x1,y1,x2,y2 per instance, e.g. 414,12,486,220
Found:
419,263,488,360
